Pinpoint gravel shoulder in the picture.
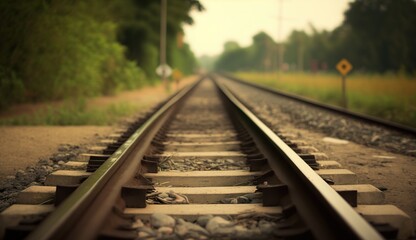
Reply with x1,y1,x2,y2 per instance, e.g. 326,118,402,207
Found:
0,126,113,179
0,77,197,121
0,76,197,211
0,76,198,179
286,126,416,229
219,76,416,229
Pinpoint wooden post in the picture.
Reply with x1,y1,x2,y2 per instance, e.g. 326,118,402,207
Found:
342,75,347,109
336,59,352,109
160,0,167,90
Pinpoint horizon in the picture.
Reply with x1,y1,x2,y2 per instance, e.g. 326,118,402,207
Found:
183,0,351,57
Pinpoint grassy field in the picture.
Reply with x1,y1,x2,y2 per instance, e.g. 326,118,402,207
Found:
0,76,197,126
0,99,144,126
236,72,416,128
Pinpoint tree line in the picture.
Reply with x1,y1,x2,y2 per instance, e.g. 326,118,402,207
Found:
0,0,202,109
215,0,416,74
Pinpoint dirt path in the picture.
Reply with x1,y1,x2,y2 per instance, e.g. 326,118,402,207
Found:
0,76,197,120
285,126,416,230
0,76,197,179
0,126,113,179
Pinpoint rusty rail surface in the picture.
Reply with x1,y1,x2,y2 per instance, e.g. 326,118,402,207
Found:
26,78,202,240
219,72,416,136
25,75,383,239
213,75,382,239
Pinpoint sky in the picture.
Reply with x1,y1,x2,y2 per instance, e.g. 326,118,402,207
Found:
183,0,351,57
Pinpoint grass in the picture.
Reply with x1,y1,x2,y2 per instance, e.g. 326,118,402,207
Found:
236,71,416,128
0,98,144,126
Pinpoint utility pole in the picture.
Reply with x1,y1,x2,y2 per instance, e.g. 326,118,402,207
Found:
277,0,284,72
160,0,167,90
297,37,304,72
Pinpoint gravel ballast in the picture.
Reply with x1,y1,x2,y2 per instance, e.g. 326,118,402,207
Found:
219,76,416,156
218,75,416,229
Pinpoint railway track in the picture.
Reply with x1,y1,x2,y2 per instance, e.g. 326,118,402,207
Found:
0,76,413,239
219,73,416,136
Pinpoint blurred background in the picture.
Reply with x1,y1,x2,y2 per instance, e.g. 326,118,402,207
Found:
0,0,415,127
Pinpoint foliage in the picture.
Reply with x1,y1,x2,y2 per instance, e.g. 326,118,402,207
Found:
215,0,416,74
0,100,142,126
171,43,198,75
343,0,416,73
286,0,416,73
215,32,278,72
118,0,202,78
198,55,218,71
0,67,25,109
237,72,416,127
0,0,202,109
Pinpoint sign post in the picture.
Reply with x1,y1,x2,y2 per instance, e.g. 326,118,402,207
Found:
336,59,353,109
156,64,172,91
156,64,172,78
160,0,168,90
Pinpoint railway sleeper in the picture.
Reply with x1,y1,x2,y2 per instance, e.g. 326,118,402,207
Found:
159,141,242,152
1,76,414,239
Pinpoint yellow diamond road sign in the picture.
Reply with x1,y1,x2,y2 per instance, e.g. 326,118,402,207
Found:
336,59,353,76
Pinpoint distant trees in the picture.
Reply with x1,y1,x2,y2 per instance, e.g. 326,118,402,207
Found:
0,0,202,108
215,32,278,72
215,0,416,74
198,55,218,71
343,0,416,73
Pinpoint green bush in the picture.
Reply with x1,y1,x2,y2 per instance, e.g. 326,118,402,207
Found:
0,99,141,126
0,1,147,104
0,67,24,109
0,0,200,110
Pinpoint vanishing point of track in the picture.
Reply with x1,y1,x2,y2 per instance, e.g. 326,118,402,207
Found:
1,75,411,239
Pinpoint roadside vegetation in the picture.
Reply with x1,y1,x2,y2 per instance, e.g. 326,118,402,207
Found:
236,72,416,128
212,0,416,128
215,1,416,74
0,99,143,126
0,0,202,114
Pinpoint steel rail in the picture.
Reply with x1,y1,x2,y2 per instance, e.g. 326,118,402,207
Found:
213,76,383,240
219,72,416,136
27,77,203,240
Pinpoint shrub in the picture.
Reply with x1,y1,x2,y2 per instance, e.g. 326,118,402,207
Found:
0,67,24,109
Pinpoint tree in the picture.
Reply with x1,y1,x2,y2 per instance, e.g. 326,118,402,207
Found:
198,55,218,71
215,0,416,74
223,41,241,52
343,0,416,72
0,0,203,107
284,30,309,71
215,32,278,72
250,32,278,71
118,0,203,78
